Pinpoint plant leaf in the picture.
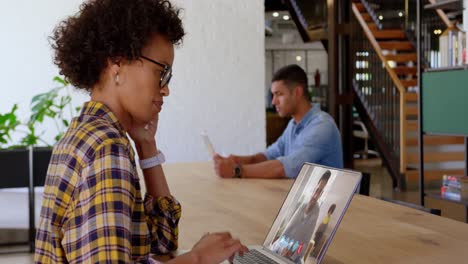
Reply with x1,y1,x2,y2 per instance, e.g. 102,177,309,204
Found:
53,76,69,86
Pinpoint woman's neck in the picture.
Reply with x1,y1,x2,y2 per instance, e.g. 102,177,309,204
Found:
90,85,132,132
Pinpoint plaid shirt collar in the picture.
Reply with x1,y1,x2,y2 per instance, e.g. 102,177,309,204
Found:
76,101,127,135
73,101,135,162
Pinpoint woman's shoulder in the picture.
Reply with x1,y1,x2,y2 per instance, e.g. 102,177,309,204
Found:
56,116,129,162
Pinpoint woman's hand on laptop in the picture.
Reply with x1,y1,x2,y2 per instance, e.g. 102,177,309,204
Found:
190,231,248,264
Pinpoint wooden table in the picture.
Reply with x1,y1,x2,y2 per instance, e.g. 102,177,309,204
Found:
161,162,468,263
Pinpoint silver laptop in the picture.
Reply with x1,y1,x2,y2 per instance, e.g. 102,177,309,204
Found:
234,163,362,264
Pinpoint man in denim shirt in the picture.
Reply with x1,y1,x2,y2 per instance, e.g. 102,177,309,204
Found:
214,65,343,179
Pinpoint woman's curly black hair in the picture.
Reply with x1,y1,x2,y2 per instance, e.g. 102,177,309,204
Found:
50,0,185,91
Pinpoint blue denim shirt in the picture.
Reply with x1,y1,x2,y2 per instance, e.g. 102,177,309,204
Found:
264,104,343,178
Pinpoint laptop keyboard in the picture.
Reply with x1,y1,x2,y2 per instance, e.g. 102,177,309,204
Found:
234,249,281,264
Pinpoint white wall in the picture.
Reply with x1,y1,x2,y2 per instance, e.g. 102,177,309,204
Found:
0,0,88,144
0,0,266,163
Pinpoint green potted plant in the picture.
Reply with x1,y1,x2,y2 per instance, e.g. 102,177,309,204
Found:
0,104,30,188
0,76,80,188
0,76,80,250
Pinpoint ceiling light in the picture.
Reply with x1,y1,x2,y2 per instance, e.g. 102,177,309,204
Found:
378,15,383,20
272,12,279,17
283,15,290,21
398,12,403,17
296,56,302,62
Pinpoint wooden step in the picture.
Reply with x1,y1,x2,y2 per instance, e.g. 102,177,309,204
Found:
393,66,417,75
406,169,466,182
400,79,418,87
406,136,465,146
385,53,417,62
379,41,414,51
406,105,418,117
361,13,373,22
367,23,378,30
406,120,418,132
407,151,465,164
405,92,418,103
372,30,406,40
355,3,366,12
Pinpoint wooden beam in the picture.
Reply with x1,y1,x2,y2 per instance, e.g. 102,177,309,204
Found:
406,136,465,146
427,0,453,28
328,0,338,120
407,152,465,163
406,169,465,182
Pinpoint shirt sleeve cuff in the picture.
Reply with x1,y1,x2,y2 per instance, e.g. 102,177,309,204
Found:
264,150,275,160
144,194,182,254
144,194,182,219
277,156,297,179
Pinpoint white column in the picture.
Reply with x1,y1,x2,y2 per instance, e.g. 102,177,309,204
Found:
465,0,468,31
465,0,468,64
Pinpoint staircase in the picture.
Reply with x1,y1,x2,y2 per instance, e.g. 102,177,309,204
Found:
351,0,465,190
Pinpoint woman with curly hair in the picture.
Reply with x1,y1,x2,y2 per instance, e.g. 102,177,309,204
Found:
34,0,247,263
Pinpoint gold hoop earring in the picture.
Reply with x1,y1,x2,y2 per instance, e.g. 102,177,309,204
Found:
115,73,120,85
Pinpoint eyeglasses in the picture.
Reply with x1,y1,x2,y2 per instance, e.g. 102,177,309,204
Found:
141,55,172,88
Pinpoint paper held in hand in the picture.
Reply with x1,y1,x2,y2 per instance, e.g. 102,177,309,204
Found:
201,131,215,157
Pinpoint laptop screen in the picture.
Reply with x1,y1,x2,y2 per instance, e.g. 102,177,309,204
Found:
263,163,362,264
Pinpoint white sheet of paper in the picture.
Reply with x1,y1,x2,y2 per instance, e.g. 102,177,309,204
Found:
201,132,215,157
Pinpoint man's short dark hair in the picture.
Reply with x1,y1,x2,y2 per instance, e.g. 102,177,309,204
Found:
272,64,310,100
319,170,331,184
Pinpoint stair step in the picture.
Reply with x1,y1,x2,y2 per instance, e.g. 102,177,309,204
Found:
379,41,414,51
406,92,418,103
406,136,465,146
367,23,379,30
407,151,465,164
385,53,417,62
361,13,373,22
372,30,406,40
407,120,418,132
355,3,366,12
393,66,417,75
406,169,466,182
406,105,418,117
401,79,418,87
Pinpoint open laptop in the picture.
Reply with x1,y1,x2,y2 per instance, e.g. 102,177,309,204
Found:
233,163,362,264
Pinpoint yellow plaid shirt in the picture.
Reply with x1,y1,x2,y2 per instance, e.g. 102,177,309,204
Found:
35,101,181,263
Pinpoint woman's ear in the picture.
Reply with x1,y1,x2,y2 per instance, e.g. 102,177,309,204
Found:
107,58,122,85
107,58,121,72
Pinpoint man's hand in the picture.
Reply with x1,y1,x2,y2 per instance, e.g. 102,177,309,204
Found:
213,154,236,178
228,154,241,164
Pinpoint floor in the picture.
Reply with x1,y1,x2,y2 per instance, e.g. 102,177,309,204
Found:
354,157,421,205
0,158,425,262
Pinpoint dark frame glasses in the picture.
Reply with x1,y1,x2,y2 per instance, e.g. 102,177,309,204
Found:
141,55,172,88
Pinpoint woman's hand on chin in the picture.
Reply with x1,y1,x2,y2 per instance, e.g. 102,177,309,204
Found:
129,114,159,158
